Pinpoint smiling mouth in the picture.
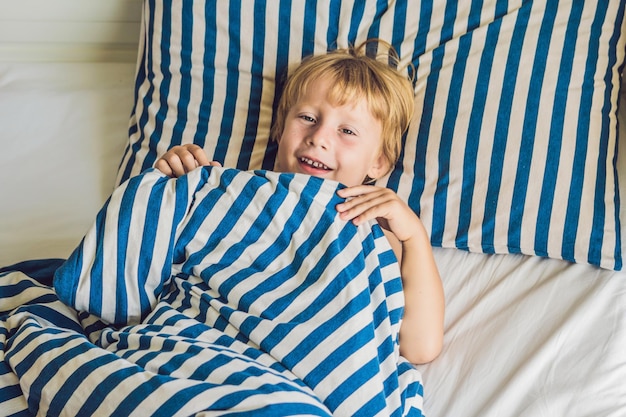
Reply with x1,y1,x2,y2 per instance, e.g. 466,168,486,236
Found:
300,157,331,170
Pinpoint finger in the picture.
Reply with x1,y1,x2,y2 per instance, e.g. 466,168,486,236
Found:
189,146,212,166
175,149,201,173
337,189,387,213
154,159,174,177
341,193,401,225
169,157,189,177
337,197,384,223
339,206,380,226
336,184,376,198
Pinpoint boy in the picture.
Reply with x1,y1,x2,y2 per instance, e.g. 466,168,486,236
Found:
155,41,444,364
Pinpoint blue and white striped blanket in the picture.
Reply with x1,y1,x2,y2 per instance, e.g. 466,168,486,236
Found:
1,167,424,416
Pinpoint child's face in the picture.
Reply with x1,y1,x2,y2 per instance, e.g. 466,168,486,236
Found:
274,76,388,187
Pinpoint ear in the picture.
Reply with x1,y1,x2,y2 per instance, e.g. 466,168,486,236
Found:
367,152,390,181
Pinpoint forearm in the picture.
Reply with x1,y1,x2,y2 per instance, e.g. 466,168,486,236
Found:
398,221,445,364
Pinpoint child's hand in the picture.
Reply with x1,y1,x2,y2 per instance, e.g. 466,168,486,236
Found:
154,144,221,177
335,185,420,242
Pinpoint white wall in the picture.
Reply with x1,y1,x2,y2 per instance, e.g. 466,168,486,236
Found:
0,0,142,62
0,1,142,264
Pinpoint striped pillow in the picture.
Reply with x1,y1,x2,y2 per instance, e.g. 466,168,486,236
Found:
117,0,626,270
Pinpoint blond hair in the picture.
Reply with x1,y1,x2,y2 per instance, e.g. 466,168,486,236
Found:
271,40,415,177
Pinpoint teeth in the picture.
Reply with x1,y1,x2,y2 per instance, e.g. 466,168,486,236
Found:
300,157,329,170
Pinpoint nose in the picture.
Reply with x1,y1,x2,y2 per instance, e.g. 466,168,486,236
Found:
307,123,331,149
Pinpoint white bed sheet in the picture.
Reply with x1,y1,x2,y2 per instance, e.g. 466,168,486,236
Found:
0,61,625,417
0,62,136,266
422,248,626,417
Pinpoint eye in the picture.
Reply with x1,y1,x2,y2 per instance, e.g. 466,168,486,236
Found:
299,114,316,123
340,127,356,136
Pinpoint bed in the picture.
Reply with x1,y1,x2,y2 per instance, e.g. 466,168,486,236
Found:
1,1,625,416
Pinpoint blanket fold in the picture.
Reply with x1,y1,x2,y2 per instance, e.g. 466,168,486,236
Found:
2,167,423,416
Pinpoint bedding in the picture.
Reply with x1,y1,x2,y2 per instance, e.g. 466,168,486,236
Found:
1,167,423,416
2,0,626,416
420,248,626,416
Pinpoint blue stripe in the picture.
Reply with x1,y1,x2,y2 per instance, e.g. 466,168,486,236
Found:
263,0,293,169
223,179,326,306
193,1,218,151
508,0,563,254
170,1,194,147
12,304,83,334
294,290,374,387
5,322,47,364
0,387,27,415
143,1,174,173
610,1,626,270
302,0,317,58
407,0,435,216
391,0,408,52
47,346,124,416
456,0,504,248
364,0,382,42
182,174,268,275
0,258,64,282
589,1,624,269
174,169,238,264
115,176,139,324
85,203,108,317
383,0,414,188
481,3,531,252
210,384,328,413
388,0,412,167
218,402,331,417
205,186,299,300
215,1,242,164
135,175,180,315
280,271,370,370
111,374,179,414
562,4,606,264
262,223,358,325
326,0,341,49
1,278,50,301
430,0,460,245
381,371,402,416
238,226,337,314
349,1,366,43
326,356,386,413
532,3,582,256
19,333,87,414
238,2,266,169
75,366,147,416
137,180,168,308
80,314,108,339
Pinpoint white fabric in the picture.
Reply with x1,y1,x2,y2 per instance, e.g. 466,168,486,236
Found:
421,248,626,417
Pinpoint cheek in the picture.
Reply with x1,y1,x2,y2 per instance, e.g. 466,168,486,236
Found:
274,137,293,171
